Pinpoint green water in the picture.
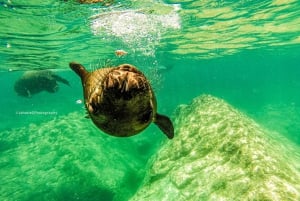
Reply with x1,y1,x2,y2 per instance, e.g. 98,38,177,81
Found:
1,0,300,200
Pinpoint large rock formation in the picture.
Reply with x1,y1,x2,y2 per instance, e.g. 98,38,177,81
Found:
0,112,162,201
131,95,300,201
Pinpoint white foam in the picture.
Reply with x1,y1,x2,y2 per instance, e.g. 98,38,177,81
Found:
90,6,181,56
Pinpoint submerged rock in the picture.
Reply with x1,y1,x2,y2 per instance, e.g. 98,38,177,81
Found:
0,112,162,201
131,95,300,201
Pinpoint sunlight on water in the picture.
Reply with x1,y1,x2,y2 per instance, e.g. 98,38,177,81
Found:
90,5,180,57
161,0,300,59
1,0,299,70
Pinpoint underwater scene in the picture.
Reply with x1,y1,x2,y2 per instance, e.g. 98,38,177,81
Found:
1,0,300,200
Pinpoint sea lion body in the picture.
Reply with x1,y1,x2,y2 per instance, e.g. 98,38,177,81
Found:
14,70,70,97
70,62,174,139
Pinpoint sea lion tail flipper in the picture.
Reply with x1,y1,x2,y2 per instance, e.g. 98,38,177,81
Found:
154,113,174,139
69,62,89,80
52,74,70,86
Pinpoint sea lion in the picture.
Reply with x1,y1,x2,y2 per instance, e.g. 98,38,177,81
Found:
70,62,174,139
14,70,70,97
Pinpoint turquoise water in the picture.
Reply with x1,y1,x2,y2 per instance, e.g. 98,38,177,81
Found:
1,0,300,200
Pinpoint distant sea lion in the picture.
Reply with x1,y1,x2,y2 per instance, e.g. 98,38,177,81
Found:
70,62,174,139
14,70,70,97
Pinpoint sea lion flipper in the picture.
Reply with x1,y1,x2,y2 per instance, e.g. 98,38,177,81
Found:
52,74,70,86
69,62,89,80
154,113,174,139
26,89,31,98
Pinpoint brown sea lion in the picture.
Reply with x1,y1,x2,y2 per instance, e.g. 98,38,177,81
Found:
14,70,70,97
70,62,174,139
